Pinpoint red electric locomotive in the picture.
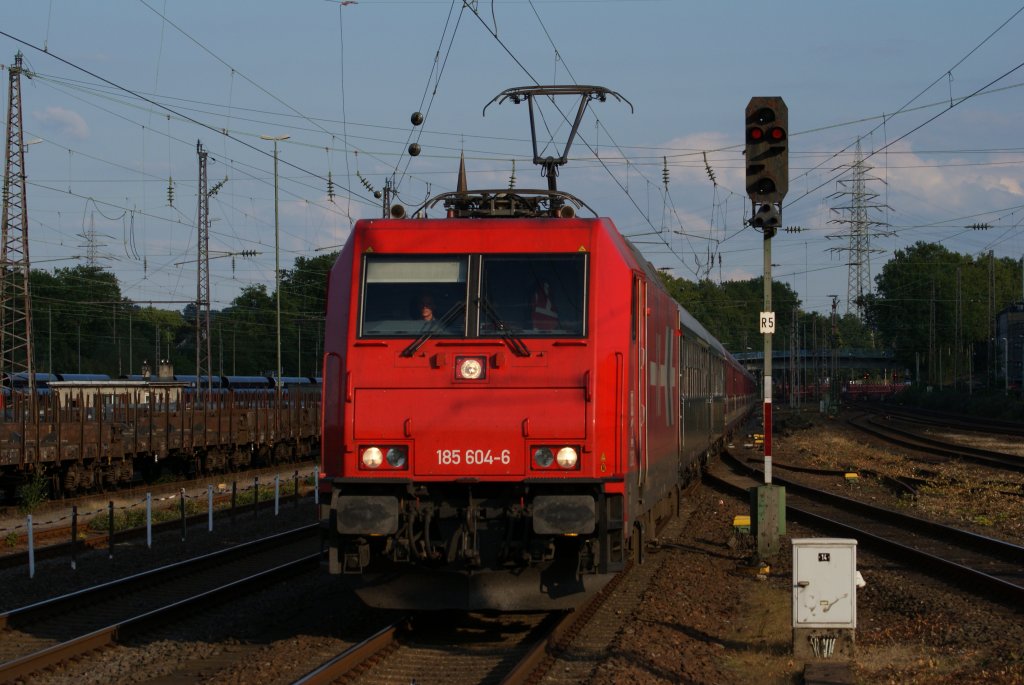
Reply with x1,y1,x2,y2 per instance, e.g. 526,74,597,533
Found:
319,87,757,610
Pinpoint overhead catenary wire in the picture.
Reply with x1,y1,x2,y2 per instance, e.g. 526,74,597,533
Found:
393,0,467,199
460,0,705,277
0,29,363,203
785,58,1024,213
2,4,1021,318
786,4,1024,210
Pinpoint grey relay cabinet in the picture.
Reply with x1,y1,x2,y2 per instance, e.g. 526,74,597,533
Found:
792,538,858,659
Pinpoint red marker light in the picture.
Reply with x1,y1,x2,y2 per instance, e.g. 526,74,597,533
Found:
749,128,764,141
769,127,786,141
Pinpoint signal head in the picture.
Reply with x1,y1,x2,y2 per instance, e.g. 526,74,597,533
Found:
744,97,788,203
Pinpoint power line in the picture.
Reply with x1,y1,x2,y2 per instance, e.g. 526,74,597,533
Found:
0,28,362,201
786,4,1024,209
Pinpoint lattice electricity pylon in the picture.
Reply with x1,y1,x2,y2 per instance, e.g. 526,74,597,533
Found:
827,139,892,318
195,141,213,398
0,52,36,397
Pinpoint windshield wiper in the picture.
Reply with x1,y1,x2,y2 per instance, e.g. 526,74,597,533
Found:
401,301,466,357
476,297,531,357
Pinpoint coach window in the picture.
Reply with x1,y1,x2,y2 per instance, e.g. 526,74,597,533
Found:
479,254,587,337
360,255,468,336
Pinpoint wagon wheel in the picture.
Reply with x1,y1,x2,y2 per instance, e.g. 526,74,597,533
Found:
230,448,251,470
273,441,293,464
206,447,223,472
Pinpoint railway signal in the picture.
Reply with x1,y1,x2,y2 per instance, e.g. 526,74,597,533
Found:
751,203,780,237
745,97,788,203
746,96,788,562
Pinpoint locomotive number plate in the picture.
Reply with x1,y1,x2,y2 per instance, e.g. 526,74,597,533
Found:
436,449,512,466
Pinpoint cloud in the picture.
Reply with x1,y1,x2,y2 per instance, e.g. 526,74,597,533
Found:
989,175,1023,198
33,106,89,140
842,139,1024,217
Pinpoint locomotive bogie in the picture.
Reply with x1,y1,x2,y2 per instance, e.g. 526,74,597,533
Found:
327,480,625,610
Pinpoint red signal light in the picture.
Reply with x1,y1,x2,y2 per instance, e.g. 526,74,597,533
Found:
749,128,764,141
769,127,786,141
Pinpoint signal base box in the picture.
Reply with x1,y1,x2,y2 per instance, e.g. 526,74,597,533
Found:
792,538,858,660
750,484,786,560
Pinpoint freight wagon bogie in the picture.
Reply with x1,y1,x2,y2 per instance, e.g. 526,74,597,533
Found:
60,457,136,492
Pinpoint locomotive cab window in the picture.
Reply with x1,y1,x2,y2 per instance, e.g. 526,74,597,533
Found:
359,253,586,339
360,256,468,337
479,254,587,337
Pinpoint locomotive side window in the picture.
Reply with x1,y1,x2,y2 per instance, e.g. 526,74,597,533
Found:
360,256,468,337
479,254,587,337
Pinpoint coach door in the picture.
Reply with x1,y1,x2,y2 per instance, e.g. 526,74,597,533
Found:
632,273,648,490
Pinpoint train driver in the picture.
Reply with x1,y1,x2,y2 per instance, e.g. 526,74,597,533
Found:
531,281,559,330
417,294,435,322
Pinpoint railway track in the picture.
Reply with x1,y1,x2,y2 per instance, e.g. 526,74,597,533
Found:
293,485,702,685
707,451,1024,605
850,402,1024,437
0,461,317,571
291,567,645,685
846,411,1024,473
293,612,559,685
0,524,321,682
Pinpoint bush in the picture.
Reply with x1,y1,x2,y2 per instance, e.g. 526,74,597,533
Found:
16,470,49,515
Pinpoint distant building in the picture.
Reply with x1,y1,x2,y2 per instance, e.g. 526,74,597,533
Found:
995,303,1024,389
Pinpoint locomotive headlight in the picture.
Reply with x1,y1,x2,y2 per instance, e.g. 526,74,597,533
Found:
455,355,487,380
361,446,383,468
556,447,578,469
532,446,554,468
385,446,407,468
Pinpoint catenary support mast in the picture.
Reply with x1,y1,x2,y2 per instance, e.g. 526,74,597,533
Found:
0,52,35,399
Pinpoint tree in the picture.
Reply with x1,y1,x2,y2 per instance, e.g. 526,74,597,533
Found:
30,265,132,373
130,306,189,374
657,272,808,353
868,241,1020,382
279,252,336,377
217,284,277,375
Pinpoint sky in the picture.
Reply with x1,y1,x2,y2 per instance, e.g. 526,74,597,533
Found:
1,0,1023,320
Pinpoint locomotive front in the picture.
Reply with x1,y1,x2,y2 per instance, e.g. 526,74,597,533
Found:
319,192,634,610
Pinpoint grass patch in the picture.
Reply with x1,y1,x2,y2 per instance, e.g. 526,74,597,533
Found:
85,477,305,534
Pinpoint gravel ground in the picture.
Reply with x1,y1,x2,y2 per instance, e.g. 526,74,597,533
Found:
588,408,1024,684
3,409,1023,684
